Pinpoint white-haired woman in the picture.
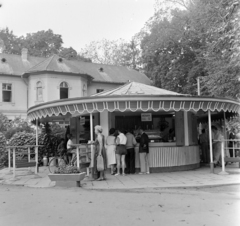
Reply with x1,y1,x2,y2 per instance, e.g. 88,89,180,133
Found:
93,125,107,181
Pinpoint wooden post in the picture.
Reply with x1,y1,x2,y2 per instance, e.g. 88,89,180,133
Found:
36,119,38,146
76,146,80,170
90,113,94,178
28,147,30,162
13,148,16,178
223,112,228,157
28,147,31,173
8,148,11,172
35,119,39,174
35,146,38,174
197,77,200,96
208,110,214,173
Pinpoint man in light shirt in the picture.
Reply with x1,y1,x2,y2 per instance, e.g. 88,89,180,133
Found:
115,129,127,176
125,130,137,174
67,134,76,165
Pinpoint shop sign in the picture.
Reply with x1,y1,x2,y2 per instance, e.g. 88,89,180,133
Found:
141,113,152,121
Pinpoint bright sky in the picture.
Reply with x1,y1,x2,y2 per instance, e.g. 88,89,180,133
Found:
0,0,155,52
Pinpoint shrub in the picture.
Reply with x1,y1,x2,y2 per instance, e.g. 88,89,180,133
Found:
9,131,61,165
0,132,7,168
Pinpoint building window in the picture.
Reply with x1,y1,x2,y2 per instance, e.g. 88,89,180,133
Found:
96,89,104,93
60,82,68,99
36,81,43,101
2,83,12,102
82,84,87,97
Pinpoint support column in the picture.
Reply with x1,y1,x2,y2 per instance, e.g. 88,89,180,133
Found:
13,148,16,178
184,111,189,146
35,119,38,174
100,110,111,139
90,113,94,169
36,119,38,146
208,110,214,173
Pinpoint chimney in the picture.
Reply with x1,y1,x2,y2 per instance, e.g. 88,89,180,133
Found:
21,48,28,61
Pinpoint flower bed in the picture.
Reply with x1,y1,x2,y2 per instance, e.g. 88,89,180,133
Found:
48,165,86,187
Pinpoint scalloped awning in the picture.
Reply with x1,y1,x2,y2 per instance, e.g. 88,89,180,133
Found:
27,95,240,121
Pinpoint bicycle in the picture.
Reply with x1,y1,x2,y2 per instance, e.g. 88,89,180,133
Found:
48,148,91,173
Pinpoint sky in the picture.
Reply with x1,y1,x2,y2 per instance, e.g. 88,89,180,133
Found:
0,0,155,52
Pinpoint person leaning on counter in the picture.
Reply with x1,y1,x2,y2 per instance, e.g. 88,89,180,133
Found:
138,128,150,174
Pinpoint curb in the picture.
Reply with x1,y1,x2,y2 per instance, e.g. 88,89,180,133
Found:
80,182,240,191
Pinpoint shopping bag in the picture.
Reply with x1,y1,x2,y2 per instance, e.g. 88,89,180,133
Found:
97,155,104,171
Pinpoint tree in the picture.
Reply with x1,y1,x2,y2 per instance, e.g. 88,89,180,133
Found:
79,38,141,69
4,117,34,140
59,47,91,62
0,113,12,134
21,29,63,57
0,28,22,54
140,0,240,97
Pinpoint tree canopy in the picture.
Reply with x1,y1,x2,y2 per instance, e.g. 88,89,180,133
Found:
140,0,240,98
0,28,91,61
79,37,142,70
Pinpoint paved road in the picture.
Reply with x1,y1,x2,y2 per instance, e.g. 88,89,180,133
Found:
0,184,239,226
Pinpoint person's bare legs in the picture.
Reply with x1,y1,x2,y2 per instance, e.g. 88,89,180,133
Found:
121,155,126,175
97,171,105,180
110,165,114,174
145,153,150,174
115,154,121,175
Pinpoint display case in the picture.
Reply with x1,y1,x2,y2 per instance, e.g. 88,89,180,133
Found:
135,130,162,143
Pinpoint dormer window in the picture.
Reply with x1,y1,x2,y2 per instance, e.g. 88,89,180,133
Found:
60,82,68,99
36,81,43,101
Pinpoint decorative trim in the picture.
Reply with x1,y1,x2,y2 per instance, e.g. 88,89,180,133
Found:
27,95,240,121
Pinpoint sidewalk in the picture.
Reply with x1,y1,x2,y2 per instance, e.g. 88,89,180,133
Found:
0,164,240,189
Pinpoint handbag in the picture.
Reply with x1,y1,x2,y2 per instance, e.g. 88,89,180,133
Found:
97,155,104,171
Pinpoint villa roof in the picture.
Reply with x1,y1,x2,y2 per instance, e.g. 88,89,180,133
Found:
0,52,151,84
92,81,186,96
25,54,89,75
0,53,43,76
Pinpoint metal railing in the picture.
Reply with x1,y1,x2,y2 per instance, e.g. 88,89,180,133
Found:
6,145,41,179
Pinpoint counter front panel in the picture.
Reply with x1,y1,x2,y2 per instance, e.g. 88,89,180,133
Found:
135,145,200,168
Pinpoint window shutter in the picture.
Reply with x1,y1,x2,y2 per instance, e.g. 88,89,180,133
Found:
175,111,184,146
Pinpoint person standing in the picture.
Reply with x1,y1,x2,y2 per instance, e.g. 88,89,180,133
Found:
139,128,150,174
199,129,209,163
125,129,137,174
235,128,240,156
66,134,76,165
93,125,107,181
105,128,117,175
115,129,127,176
228,130,235,158
211,126,224,166
58,138,68,163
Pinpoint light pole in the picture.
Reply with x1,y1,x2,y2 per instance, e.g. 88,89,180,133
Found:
197,77,201,96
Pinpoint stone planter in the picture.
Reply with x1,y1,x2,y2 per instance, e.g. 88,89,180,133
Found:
48,172,86,187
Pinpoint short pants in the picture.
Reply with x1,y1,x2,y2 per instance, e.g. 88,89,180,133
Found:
116,145,127,155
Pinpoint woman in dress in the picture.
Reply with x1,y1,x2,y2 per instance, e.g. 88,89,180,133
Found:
93,125,107,181
211,125,224,166
105,128,117,175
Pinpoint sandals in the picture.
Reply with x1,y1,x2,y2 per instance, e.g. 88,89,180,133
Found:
96,177,105,181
